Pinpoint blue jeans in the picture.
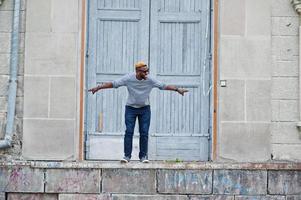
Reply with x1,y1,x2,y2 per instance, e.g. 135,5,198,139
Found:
124,105,151,159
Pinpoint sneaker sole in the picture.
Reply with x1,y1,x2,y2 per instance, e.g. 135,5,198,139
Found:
120,159,129,163
142,160,149,163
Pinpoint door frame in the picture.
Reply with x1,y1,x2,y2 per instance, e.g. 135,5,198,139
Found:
78,0,219,161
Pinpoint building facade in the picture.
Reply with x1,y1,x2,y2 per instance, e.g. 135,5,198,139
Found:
1,0,300,162
0,0,301,199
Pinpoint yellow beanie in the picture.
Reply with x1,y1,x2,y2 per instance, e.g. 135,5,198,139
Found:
135,61,147,68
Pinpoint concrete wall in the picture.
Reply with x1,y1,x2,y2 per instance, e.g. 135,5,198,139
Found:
0,162,300,199
271,0,301,161
218,0,301,161
0,0,26,160
22,0,80,160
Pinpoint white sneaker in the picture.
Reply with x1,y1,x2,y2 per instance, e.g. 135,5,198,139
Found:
140,157,149,163
120,156,130,163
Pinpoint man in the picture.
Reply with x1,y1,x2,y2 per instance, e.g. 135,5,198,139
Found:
88,61,188,163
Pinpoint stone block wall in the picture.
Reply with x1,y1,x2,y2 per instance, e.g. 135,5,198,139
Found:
22,0,80,160
271,0,301,160
219,0,301,162
219,0,272,162
0,162,300,199
0,0,26,160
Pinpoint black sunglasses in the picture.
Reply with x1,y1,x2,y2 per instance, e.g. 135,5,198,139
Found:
137,69,149,73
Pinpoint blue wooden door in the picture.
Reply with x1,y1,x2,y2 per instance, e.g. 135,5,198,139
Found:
148,0,211,161
86,0,211,161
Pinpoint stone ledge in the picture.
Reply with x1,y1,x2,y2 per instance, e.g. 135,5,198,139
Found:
0,161,301,170
29,161,301,170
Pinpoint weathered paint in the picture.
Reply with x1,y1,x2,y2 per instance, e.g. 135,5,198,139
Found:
79,0,87,161
45,169,101,193
286,196,301,200
157,170,212,194
0,167,44,192
112,194,189,200
189,195,234,200
7,193,58,200
234,196,285,200
268,171,301,195
59,194,111,200
213,170,267,195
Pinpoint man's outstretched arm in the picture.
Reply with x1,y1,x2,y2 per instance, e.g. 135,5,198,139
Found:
164,85,189,96
88,82,113,94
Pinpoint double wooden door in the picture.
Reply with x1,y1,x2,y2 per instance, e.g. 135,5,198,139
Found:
86,0,212,161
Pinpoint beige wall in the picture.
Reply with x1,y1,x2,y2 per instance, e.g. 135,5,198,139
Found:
271,0,301,160
218,0,301,161
22,0,81,160
219,0,272,161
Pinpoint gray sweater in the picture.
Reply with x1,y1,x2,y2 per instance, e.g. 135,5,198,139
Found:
112,73,166,108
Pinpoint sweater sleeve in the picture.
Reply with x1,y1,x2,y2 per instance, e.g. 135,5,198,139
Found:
149,76,166,90
112,74,130,88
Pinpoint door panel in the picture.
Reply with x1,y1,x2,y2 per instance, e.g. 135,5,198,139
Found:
86,0,149,160
149,0,211,160
155,86,202,134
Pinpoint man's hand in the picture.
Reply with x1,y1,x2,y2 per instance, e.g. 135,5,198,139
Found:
88,86,100,94
88,82,113,94
177,88,189,96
